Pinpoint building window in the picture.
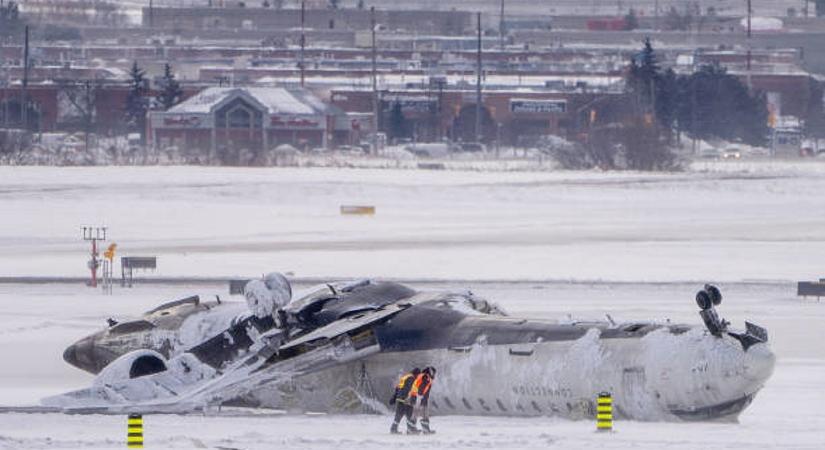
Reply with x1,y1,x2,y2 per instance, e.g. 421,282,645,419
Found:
215,98,263,129
228,106,252,128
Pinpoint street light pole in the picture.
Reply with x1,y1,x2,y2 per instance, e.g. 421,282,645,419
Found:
475,12,482,143
371,6,379,154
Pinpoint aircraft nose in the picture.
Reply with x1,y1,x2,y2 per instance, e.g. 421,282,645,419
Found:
63,336,99,373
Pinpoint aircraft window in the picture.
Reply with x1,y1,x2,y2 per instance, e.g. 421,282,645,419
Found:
462,398,473,410
443,397,455,409
531,401,542,413
496,399,508,412
109,320,156,334
478,398,491,412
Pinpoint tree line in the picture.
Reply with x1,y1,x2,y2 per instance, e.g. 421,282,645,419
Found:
628,38,769,147
123,62,184,143
1,60,182,154
552,38,774,171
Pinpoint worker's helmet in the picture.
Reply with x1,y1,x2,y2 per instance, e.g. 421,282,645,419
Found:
424,366,436,377
412,367,421,375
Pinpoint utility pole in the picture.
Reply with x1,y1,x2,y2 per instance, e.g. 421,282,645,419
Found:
475,12,482,143
499,0,505,50
746,0,752,90
300,1,306,87
148,0,154,28
371,6,379,154
21,25,29,130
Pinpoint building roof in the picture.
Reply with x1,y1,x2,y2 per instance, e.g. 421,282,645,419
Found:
167,87,330,115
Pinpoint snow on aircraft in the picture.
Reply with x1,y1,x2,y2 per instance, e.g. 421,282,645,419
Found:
46,274,774,421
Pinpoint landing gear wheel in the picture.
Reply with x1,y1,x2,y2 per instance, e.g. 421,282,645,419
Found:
704,284,722,306
696,291,712,310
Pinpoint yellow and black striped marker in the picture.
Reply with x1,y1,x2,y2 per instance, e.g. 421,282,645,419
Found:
596,392,613,432
127,414,144,448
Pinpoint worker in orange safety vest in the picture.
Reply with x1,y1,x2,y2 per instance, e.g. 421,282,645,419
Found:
409,366,437,434
389,367,421,434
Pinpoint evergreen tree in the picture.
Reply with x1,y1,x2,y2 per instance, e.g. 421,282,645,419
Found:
124,61,149,143
156,63,184,111
627,38,658,115
627,37,678,132
675,64,768,146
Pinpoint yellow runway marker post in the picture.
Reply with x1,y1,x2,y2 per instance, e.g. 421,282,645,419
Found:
596,392,613,432
127,414,144,448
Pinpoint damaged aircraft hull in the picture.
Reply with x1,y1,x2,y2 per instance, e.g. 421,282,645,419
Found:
49,278,774,421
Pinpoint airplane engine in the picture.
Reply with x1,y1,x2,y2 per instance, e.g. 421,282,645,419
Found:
244,272,292,319
93,349,167,386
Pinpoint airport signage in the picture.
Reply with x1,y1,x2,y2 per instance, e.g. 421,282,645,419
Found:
510,99,567,114
158,114,208,128
270,115,323,129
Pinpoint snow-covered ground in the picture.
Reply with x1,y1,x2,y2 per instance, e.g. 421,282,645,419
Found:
0,281,822,449
1,161,824,282
1,161,824,448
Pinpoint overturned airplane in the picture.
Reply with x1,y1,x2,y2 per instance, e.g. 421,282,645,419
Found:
46,275,775,421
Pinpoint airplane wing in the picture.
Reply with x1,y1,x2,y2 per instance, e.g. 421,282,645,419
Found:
43,292,440,414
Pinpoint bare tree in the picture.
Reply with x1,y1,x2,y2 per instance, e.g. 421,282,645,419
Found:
0,129,32,164
56,79,101,153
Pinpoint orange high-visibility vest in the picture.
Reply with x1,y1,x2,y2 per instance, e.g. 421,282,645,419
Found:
410,373,432,397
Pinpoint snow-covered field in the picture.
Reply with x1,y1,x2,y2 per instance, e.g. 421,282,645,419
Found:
1,161,825,282
1,161,824,448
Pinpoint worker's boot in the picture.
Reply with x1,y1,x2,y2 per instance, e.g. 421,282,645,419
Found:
406,417,420,435
421,419,435,435
390,424,401,435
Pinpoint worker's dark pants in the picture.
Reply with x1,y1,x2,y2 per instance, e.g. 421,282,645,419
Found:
413,401,430,432
390,401,414,432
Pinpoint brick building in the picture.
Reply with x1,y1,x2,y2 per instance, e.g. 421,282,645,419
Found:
148,87,353,156
331,86,623,145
